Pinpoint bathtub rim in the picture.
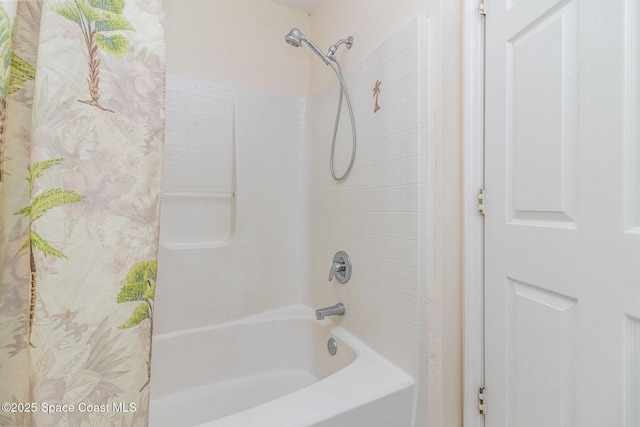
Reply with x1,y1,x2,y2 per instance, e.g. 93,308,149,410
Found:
153,305,358,351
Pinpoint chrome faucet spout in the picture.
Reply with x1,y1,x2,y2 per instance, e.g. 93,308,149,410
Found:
315,303,345,320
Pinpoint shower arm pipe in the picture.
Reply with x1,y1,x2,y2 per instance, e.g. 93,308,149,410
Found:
329,59,356,181
327,37,354,61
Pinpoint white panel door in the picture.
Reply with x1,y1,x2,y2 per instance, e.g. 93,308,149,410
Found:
484,0,640,425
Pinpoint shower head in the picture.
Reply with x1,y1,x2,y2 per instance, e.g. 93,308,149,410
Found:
284,28,331,65
285,28,303,47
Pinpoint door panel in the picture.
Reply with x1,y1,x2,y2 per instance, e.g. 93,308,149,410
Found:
506,0,578,227
484,0,640,425
505,279,578,427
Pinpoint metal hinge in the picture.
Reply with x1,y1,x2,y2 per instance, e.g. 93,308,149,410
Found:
478,387,486,415
479,0,486,15
477,189,485,215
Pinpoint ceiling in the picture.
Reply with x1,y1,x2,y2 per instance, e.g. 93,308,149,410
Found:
268,0,321,15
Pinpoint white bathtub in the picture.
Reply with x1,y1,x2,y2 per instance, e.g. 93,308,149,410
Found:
149,305,414,427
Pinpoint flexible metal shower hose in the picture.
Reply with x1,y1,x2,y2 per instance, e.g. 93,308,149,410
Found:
328,60,356,181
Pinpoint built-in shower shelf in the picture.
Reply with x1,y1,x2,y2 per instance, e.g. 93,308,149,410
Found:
160,190,236,250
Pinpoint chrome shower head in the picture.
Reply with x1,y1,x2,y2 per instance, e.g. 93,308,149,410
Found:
284,28,330,65
285,28,303,47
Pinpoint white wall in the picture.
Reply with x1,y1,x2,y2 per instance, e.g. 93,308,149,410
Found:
166,0,311,97
308,0,431,93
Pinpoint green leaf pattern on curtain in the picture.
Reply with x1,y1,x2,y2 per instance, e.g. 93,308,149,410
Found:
0,5,36,180
0,5,11,98
50,0,136,112
14,157,85,347
0,0,165,425
117,260,156,392
0,4,12,182
9,52,36,96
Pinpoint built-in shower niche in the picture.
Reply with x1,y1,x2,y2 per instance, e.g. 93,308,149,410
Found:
160,190,236,249
160,73,237,250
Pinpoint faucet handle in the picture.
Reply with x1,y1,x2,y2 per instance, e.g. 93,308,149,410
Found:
328,262,345,281
328,251,351,284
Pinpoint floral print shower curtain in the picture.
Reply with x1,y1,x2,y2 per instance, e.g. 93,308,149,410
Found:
0,1,165,425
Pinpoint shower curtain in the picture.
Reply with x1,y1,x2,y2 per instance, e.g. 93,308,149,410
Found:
0,1,165,426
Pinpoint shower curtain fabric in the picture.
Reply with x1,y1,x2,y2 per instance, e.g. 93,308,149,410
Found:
0,1,165,426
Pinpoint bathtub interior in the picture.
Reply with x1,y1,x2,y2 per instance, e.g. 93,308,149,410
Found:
151,318,356,399
149,306,414,427
150,308,359,425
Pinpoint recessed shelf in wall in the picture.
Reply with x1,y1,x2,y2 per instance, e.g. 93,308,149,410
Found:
160,91,237,250
160,190,236,250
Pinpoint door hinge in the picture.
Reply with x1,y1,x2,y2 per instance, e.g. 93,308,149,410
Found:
478,387,486,415
479,0,486,15
477,188,485,215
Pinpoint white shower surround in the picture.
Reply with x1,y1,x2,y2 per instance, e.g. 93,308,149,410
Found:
156,17,428,425
309,16,428,380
